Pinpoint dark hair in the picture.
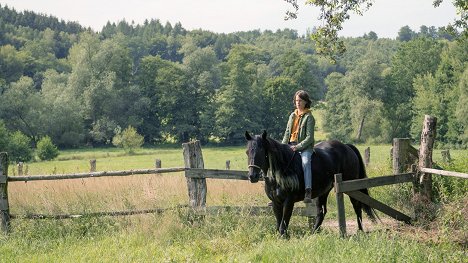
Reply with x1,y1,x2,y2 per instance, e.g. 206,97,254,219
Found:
294,90,312,108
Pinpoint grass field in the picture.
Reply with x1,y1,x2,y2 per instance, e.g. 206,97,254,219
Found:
1,143,466,262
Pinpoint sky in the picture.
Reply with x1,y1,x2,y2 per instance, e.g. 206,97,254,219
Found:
0,0,459,39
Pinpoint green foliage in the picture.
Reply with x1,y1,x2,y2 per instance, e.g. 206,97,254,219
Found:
8,131,33,162
262,76,299,139
36,136,59,161
0,4,466,148
284,0,466,60
385,37,444,140
0,44,25,82
0,120,9,152
214,45,267,142
0,76,44,143
112,126,144,154
411,40,468,145
323,72,352,141
456,68,468,144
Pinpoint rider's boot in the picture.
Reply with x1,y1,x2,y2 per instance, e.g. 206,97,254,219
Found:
303,188,312,203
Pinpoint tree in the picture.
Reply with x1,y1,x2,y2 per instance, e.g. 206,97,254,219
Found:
112,126,144,154
274,50,321,99
345,58,387,142
285,0,373,61
0,45,26,83
8,131,33,162
215,45,268,143
40,69,84,147
0,76,45,144
397,26,416,42
155,61,193,143
36,135,59,161
385,37,444,139
456,68,468,144
412,40,468,145
323,72,352,141
261,76,299,139
284,0,466,59
182,47,221,142
363,31,378,40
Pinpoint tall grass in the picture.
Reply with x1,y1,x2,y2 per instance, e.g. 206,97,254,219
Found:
1,145,466,262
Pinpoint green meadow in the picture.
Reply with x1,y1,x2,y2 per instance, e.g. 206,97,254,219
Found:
1,143,466,262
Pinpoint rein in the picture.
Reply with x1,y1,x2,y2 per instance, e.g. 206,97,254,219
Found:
282,150,297,174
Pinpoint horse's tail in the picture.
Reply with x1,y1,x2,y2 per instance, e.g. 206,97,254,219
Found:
346,144,367,180
346,144,379,222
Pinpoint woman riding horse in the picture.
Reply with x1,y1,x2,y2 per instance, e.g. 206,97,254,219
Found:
245,130,376,236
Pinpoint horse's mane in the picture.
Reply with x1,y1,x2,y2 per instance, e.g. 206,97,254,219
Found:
265,137,300,191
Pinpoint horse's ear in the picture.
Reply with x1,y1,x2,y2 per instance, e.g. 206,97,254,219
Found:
245,131,252,141
262,130,267,140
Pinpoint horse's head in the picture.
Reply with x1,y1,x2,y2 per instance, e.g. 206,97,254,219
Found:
245,130,269,183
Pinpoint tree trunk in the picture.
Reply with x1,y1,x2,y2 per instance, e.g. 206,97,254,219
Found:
356,115,365,141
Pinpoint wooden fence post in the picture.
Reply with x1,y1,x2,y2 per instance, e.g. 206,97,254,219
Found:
17,162,23,176
0,153,10,233
155,159,161,169
441,150,451,163
364,147,370,166
418,115,437,200
334,173,346,238
393,138,410,174
90,159,96,172
182,141,207,207
392,138,419,175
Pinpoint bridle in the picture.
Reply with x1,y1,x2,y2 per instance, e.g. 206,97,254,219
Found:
247,164,262,170
247,149,268,178
247,148,297,178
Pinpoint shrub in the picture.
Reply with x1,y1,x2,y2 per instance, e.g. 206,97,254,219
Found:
8,131,33,162
112,126,144,154
36,136,59,161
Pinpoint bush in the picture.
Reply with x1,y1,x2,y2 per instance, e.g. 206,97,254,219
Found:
8,131,33,162
112,126,144,154
36,136,59,161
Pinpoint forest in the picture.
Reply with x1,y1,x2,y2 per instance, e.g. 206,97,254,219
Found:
0,4,466,162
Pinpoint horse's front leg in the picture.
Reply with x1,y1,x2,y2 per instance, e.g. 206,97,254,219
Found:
278,197,295,237
272,201,283,232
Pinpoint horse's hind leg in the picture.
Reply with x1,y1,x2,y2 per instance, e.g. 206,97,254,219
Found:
350,197,364,231
312,194,329,233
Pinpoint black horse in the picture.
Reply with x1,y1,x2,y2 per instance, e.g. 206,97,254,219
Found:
245,130,376,236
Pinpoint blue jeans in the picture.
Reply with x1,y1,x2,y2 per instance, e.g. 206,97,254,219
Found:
300,151,312,189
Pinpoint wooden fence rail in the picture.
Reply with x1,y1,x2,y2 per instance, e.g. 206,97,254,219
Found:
419,167,468,179
7,167,186,182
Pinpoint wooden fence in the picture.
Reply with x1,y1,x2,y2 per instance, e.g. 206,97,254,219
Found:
333,115,468,237
0,140,316,234
0,115,466,236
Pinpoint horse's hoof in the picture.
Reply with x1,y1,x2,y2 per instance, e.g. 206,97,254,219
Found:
311,227,322,234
